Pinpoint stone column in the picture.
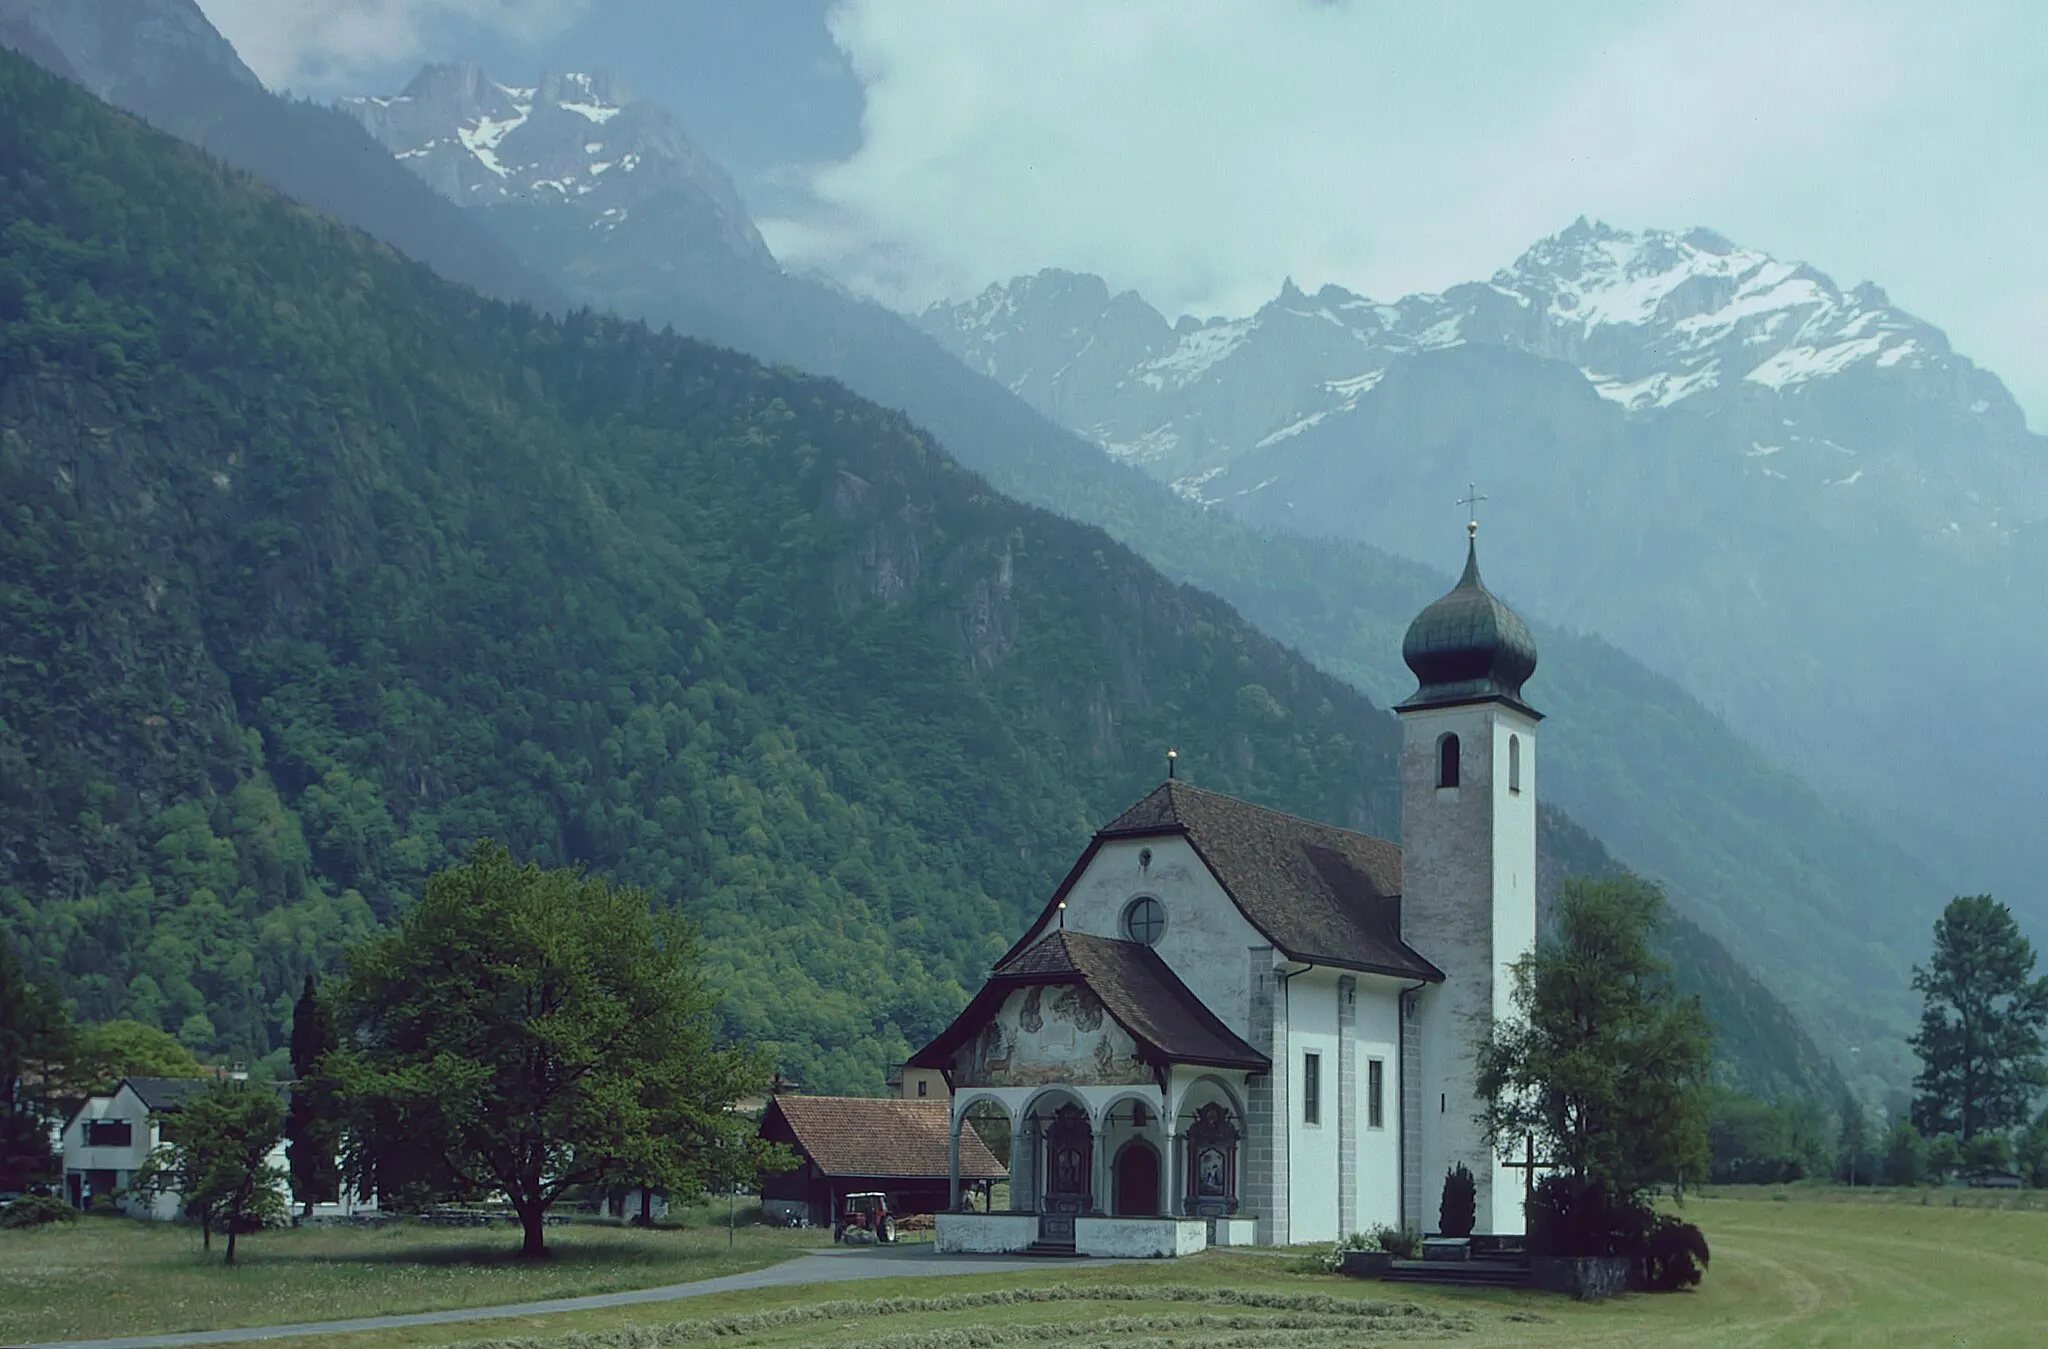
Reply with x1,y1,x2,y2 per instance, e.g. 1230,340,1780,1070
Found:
1091,1110,1109,1215
1244,949,1290,1246
1338,974,1357,1238
1400,988,1423,1232
948,1113,962,1211
1168,1129,1184,1216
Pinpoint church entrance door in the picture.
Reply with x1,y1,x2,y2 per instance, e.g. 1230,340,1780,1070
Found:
1038,1104,1091,1245
1113,1141,1160,1216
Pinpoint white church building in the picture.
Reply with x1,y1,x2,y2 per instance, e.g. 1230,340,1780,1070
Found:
917,528,1540,1257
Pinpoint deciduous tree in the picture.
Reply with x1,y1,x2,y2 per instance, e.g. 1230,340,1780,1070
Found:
1910,896,2048,1142
133,1078,287,1263
332,843,777,1257
1881,1121,1927,1187
1476,875,1712,1247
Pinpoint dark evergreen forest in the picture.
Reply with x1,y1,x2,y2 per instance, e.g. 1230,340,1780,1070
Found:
0,51,1835,1098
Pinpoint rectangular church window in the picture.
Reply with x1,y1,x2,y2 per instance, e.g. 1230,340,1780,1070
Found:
1303,1052,1321,1125
1368,1059,1384,1129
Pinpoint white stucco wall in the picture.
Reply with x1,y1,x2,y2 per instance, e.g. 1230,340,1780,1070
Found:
1048,836,1266,1039
1286,968,1342,1244
936,1213,1038,1253
1353,975,1405,1234
1399,700,1538,1237
1075,1216,1209,1258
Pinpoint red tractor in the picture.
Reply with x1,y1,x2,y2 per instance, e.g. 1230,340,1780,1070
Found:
836,1192,896,1244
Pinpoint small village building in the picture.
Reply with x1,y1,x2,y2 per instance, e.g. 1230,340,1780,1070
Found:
61,1078,287,1218
757,1095,1005,1230
886,1062,951,1103
61,1075,373,1220
913,530,1543,1257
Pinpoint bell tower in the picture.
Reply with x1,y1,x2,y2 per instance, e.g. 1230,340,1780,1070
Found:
1396,518,1539,1236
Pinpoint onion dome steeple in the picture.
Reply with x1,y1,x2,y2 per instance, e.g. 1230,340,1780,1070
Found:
1400,522,1540,717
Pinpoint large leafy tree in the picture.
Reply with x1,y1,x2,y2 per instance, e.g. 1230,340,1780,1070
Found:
333,843,776,1256
1909,896,2048,1142
285,976,342,1212
1477,875,1713,1221
75,1020,207,1090
133,1078,288,1263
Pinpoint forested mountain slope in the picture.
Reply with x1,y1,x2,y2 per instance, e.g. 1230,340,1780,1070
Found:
0,51,1836,1098
0,0,560,311
335,63,1940,1081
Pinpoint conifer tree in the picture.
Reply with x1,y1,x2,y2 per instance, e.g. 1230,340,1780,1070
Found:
285,976,341,1212
1910,896,2048,1141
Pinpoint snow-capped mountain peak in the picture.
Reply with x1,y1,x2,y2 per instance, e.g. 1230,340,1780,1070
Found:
916,220,2030,508
1478,218,1943,412
339,63,772,268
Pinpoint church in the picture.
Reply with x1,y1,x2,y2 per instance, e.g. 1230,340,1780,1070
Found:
916,526,1540,1258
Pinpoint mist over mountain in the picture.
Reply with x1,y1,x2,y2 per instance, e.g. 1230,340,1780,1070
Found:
0,42,1845,1101
918,235,2048,928
0,0,560,311
308,58,1995,1088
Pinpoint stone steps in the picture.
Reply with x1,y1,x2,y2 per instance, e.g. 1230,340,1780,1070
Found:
1380,1258,1533,1289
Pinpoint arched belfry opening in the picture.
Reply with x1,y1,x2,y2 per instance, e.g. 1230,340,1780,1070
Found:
1437,733,1460,788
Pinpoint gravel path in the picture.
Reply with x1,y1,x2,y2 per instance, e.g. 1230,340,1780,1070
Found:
26,1246,1093,1349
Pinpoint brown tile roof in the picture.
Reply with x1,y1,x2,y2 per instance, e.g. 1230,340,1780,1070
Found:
909,929,1269,1073
1092,782,1440,980
761,1096,1006,1180
995,930,1269,1069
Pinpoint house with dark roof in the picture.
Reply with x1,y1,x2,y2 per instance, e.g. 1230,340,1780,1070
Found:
756,1096,1006,1230
913,528,1542,1257
62,1077,291,1218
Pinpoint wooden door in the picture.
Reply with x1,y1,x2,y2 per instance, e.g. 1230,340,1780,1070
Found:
1114,1142,1160,1216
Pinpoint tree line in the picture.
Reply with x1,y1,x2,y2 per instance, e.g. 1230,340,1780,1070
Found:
2,844,788,1259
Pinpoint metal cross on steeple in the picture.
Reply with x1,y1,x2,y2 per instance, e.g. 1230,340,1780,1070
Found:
1458,482,1489,539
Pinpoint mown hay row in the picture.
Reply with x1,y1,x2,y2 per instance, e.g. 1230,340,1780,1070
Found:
454,1285,1468,1349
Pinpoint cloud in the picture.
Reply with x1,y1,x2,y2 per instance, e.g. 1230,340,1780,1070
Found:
769,0,2045,422
196,0,592,93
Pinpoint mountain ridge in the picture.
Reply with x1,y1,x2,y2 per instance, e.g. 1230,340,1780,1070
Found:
914,238,2047,934
0,44,1842,1101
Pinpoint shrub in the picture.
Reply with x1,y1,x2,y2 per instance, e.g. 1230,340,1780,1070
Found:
1368,1223,1421,1258
1438,1162,1476,1238
1527,1176,1650,1257
1882,1121,1928,1187
1926,1133,1964,1183
1641,1215,1710,1291
0,1194,77,1228
1307,1230,1376,1272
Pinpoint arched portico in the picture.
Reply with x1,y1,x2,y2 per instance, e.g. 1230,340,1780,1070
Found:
1171,1074,1247,1218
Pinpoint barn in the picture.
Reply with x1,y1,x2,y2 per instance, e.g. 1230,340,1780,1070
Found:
757,1096,1006,1231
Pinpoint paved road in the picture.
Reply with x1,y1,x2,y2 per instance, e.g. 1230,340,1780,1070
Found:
26,1247,1093,1349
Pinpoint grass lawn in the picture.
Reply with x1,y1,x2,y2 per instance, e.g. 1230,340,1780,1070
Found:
271,1188,2048,1349
0,1209,814,1345
9,1188,2047,1348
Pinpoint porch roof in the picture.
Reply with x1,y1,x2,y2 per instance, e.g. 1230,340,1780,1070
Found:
759,1096,1006,1180
910,930,1269,1074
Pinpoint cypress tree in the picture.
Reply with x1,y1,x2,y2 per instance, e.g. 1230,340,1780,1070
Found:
285,975,341,1211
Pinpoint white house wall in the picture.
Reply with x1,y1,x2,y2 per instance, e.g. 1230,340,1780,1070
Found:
1353,975,1405,1235
1286,967,1340,1244
1054,837,1266,1039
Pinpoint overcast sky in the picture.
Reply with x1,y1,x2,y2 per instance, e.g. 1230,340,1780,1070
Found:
197,0,2045,426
